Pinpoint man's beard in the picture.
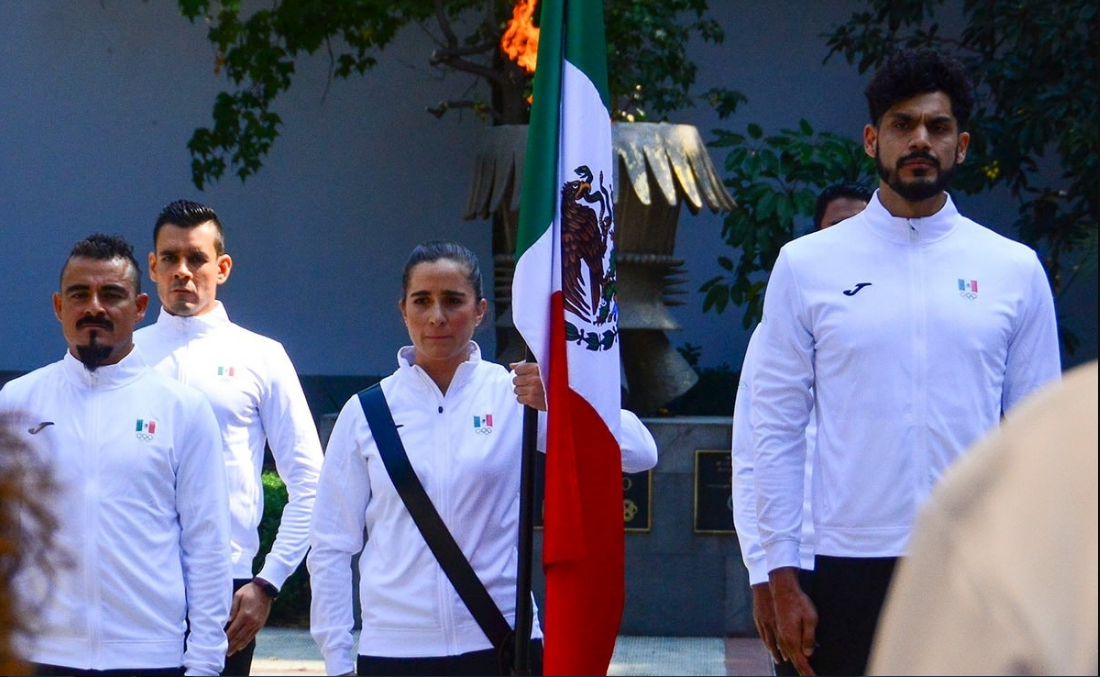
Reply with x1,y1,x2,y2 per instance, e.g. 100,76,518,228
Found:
876,150,957,202
76,331,113,372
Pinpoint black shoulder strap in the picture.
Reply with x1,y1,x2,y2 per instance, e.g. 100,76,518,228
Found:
357,384,513,649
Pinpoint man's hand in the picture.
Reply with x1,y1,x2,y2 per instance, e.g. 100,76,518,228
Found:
769,567,818,676
510,361,547,411
226,581,274,656
751,583,783,665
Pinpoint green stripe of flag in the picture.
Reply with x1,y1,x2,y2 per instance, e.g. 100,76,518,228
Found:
515,0,613,260
515,0,565,260
565,0,611,109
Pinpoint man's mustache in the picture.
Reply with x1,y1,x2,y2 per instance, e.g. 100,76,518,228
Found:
77,316,114,330
898,150,937,167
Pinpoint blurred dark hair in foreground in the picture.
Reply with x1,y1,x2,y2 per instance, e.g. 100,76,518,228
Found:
1,413,60,676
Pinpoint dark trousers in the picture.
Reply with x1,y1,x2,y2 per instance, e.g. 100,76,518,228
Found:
358,640,543,676
807,555,897,676
33,664,184,676
221,578,259,676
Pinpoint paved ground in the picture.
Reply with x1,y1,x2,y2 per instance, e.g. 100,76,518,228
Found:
252,628,773,676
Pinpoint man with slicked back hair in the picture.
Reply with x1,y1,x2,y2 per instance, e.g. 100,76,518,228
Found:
135,201,323,676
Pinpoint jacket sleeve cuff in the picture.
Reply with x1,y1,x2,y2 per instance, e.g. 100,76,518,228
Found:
744,555,770,587
325,654,356,677
256,562,293,591
764,540,802,574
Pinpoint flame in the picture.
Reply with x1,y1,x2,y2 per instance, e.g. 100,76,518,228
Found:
501,0,539,74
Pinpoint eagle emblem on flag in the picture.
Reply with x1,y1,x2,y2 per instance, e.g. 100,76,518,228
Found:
561,165,618,351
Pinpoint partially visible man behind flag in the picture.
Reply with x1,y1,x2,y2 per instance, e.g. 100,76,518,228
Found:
512,0,624,674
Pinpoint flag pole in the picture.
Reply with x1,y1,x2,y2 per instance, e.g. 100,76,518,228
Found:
513,346,538,676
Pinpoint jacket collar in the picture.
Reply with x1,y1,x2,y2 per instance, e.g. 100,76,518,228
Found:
153,301,232,338
397,342,482,395
864,190,960,245
62,345,147,390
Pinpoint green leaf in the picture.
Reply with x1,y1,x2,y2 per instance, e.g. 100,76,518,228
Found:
702,283,729,313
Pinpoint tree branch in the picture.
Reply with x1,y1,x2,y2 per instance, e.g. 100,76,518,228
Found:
434,0,459,50
429,41,498,63
426,98,497,122
431,50,509,85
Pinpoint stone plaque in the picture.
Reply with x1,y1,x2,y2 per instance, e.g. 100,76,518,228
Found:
622,469,652,532
694,449,736,534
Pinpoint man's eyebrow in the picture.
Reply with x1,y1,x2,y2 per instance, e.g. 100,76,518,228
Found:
63,282,130,295
887,110,954,124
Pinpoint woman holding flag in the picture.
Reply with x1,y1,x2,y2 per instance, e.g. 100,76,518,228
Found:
308,240,657,676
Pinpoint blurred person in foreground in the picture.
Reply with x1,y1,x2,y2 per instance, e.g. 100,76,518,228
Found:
0,233,231,676
871,360,1098,676
732,183,872,675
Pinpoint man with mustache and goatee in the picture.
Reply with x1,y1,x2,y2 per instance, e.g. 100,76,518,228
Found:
0,233,231,676
750,49,1061,676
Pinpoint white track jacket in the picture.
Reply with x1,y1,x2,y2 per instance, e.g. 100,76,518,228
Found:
732,326,815,585
753,192,1061,571
0,350,231,675
135,303,323,587
309,343,657,676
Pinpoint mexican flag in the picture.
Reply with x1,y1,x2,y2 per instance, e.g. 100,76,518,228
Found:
512,0,623,674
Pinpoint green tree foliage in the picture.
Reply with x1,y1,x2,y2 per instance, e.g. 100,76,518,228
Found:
702,120,875,328
255,471,310,626
705,0,1097,352
177,0,743,189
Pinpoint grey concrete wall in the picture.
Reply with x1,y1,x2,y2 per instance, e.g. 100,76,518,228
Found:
625,417,749,636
